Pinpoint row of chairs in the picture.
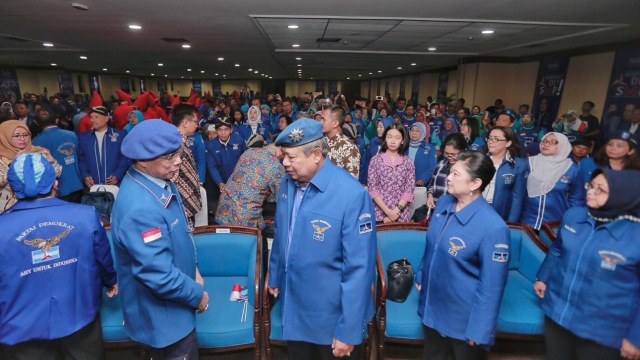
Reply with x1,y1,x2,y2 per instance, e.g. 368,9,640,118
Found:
101,221,558,359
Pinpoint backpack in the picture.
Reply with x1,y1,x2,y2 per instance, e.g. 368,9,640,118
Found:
81,187,115,224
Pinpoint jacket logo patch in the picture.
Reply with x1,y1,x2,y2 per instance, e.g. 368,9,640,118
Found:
448,237,466,256
599,250,626,271
24,229,70,264
359,222,372,234
311,220,331,241
560,175,569,183
564,224,576,233
492,252,509,262
502,174,514,185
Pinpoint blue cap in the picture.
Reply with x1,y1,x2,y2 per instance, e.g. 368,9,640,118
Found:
7,153,57,199
275,118,324,147
608,130,638,148
502,108,516,121
121,119,182,160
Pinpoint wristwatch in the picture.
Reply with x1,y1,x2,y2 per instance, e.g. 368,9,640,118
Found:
396,204,405,211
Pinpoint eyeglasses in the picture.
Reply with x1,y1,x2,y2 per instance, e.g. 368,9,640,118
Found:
540,139,559,146
444,151,460,158
159,148,183,161
585,183,608,196
12,134,30,140
486,136,507,143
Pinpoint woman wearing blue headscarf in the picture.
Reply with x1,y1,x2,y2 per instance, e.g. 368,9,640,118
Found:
124,110,144,133
408,123,437,186
360,116,393,184
438,117,459,143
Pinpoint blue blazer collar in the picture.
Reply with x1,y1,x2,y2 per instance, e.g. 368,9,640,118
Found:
126,168,174,208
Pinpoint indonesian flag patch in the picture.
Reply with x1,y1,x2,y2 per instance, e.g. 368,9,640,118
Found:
142,228,162,243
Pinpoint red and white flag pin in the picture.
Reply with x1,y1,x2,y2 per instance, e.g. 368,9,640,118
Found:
229,283,242,301
142,228,162,243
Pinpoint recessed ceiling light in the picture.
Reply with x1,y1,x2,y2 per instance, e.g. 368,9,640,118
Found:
181,76,184,79
125,70,130,73
295,57,302,60
187,68,192,72
235,64,240,67
358,75,362,77
310,77,314,80
347,77,350,80
128,24,142,30
397,66,402,70
411,63,417,66
428,47,437,51
215,73,219,76
103,68,108,71
51,63,57,66
254,71,258,73
164,75,167,77
43,42,54,47
223,74,226,77
158,63,163,67
378,70,382,73
288,25,299,29
297,64,302,67
269,76,272,79
80,56,87,60
261,73,264,76
201,70,205,73
292,44,300,48
71,3,89,11
482,30,494,34
368,72,373,75
217,57,224,61
182,44,191,48
151,73,154,76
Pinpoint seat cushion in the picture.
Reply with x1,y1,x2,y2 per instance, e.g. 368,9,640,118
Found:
196,276,256,348
497,270,544,335
382,287,423,340
100,293,130,342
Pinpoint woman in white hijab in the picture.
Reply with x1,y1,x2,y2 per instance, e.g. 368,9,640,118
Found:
520,132,586,230
237,105,272,145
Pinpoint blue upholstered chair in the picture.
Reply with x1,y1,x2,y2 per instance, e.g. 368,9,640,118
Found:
193,225,262,359
496,223,548,339
101,227,144,358
539,220,561,249
375,223,428,360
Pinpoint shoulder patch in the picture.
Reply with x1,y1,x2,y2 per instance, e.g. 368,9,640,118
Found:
142,228,162,243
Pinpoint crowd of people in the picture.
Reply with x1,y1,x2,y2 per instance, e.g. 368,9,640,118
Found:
0,87,639,360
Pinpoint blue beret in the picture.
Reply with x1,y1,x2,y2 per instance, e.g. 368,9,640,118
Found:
275,118,324,147
121,119,182,160
8,153,57,199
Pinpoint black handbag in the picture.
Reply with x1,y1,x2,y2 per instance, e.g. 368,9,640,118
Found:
81,187,115,224
386,258,414,303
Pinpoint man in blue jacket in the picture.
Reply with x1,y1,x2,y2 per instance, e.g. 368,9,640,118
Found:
267,119,377,359
77,106,130,187
205,118,246,190
111,120,208,359
32,109,84,202
0,152,117,359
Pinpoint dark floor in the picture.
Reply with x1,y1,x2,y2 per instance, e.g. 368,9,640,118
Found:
105,339,544,359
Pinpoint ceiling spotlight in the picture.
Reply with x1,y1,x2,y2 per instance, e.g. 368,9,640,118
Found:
358,74,361,77
51,63,57,66
217,57,224,61
254,70,258,73
288,25,299,29
80,56,87,60
428,47,437,51
269,76,272,79
347,77,350,80
181,76,184,79
43,42,54,47
235,63,240,67
71,3,89,11
377,70,382,73
297,64,302,67
410,63,417,66
215,73,219,76
182,44,191,48
292,44,300,48
158,63,163,67
310,77,314,80
482,30,494,34
295,57,302,60
102,68,108,71
201,70,205,73
151,73,154,76
187,68,192,72
164,75,167,77
397,66,402,70
368,72,372,75
128,24,142,30
260,73,264,76
125,70,130,73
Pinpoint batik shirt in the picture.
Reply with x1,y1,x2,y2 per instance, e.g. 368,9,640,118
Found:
326,132,360,179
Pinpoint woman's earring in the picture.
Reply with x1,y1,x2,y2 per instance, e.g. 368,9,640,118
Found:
470,188,474,196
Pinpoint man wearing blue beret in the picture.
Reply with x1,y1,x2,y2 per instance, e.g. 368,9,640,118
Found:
0,153,117,359
111,120,208,359
267,119,377,358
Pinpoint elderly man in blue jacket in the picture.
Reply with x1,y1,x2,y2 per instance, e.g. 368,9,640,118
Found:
267,118,377,359
111,120,208,359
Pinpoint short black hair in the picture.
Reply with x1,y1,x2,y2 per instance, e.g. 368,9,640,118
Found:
583,100,595,108
380,123,409,155
488,126,521,161
279,114,294,126
397,96,406,102
442,133,468,151
456,150,496,192
171,103,197,127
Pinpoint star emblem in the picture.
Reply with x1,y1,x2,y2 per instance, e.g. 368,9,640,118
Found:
289,128,304,143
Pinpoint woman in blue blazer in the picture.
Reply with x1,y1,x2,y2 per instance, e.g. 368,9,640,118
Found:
408,123,437,186
482,126,529,222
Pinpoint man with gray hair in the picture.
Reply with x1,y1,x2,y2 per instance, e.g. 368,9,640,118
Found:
267,118,376,359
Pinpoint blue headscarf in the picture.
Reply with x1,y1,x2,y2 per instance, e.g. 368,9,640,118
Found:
124,110,145,133
7,153,56,199
376,116,394,138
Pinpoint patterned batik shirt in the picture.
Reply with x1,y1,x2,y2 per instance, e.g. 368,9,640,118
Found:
214,146,285,229
172,136,202,231
426,158,451,202
326,132,360,179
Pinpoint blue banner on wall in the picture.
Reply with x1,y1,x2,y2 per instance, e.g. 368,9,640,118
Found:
531,58,570,129
329,81,338,96
57,72,74,96
411,75,420,104
0,69,21,99
212,80,221,97
437,72,448,100
316,80,325,93
399,76,406,98
120,77,130,92
602,48,640,132
157,80,166,92
192,80,202,96
140,78,146,92
88,74,100,94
